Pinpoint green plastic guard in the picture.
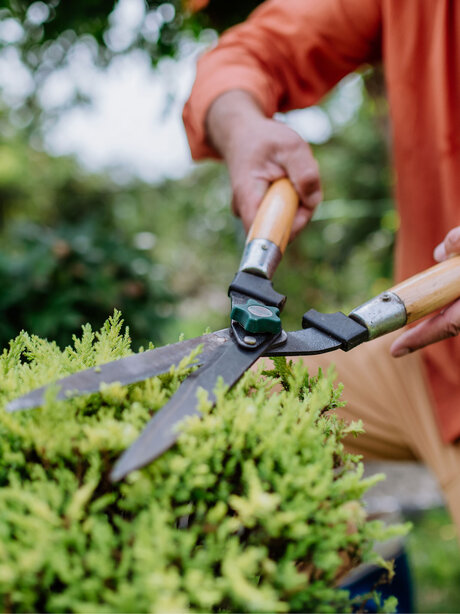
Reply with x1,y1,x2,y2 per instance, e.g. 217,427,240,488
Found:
231,299,281,334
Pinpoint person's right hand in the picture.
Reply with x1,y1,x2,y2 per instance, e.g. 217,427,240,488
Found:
206,90,322,239
390,227,460,357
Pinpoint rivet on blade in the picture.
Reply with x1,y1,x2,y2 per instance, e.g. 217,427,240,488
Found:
243,335,257,346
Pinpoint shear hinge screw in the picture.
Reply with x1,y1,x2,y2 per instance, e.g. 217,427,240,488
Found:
231,299,281,334
243,336,257,346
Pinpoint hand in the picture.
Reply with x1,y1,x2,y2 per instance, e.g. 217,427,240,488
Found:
391,227,460,357
206,91,322,239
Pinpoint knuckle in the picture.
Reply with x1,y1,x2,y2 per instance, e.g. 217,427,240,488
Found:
296,172,321,204
282,127,304,148
300,167,320,189
441,311,460,338
274,128,305,156
445,320,460,338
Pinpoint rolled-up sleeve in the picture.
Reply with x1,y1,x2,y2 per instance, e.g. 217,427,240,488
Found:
183,0,382,159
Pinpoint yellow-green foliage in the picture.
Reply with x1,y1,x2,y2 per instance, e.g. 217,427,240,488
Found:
0,312,406,613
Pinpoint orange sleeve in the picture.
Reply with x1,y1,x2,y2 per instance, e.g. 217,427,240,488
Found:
183,0,382,159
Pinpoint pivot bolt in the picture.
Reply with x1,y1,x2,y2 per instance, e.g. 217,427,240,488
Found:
231,299,281,334
247,304,274,318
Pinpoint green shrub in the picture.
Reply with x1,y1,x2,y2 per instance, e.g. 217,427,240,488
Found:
0,313,406,612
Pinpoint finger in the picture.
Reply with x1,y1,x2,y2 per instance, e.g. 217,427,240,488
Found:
231,158,288,232
275,139,321,213
303,188,322,213
445,226,460,254
231,176,270,233
290,204,316,240
291,164,321,212
434,227,460,261
433,242,447,262
390,299,460,357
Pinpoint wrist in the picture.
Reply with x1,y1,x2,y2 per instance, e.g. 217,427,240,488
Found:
205,90,266,158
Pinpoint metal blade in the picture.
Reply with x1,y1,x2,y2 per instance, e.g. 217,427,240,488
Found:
110,331,276,481
263,327,343,356
6,329,232,413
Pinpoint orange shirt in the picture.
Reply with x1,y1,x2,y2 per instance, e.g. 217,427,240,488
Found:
183,0,460,443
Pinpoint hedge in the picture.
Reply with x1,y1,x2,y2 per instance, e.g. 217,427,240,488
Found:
0,312,407,612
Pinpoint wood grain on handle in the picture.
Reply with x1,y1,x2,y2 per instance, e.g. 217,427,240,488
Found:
247,178,299,253
390,256,460,323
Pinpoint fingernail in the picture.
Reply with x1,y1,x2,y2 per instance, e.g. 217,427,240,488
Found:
392,347,410,358
433,243,446,262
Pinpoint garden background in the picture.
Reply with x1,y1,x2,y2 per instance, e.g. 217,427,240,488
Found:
0,0,459,609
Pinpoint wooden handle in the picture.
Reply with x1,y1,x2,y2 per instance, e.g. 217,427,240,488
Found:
247,178,299,253
390,256,460,323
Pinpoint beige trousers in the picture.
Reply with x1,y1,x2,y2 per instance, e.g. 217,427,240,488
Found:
279,332,460,533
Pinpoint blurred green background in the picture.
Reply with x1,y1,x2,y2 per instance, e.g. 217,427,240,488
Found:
0,85,395,349
0,0,396,350
0,0,459,610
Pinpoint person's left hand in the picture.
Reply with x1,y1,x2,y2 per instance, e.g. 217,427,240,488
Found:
391,227,460,357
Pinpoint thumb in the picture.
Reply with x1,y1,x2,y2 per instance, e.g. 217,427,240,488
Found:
434,227,460,262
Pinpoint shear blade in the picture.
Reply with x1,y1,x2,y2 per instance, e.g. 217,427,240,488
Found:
110,331,276,481
6,330,232,413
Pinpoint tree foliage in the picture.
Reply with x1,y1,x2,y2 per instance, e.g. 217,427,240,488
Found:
0,0,254,77
0,0,262,140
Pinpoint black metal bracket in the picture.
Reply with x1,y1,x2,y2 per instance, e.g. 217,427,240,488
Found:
228,272,286,310
230,321,281,351
302,309,369,351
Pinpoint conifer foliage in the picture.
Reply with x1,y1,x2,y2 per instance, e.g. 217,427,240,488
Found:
0,312,405,612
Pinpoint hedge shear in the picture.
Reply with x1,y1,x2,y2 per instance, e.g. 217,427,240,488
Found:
6,179,460,481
